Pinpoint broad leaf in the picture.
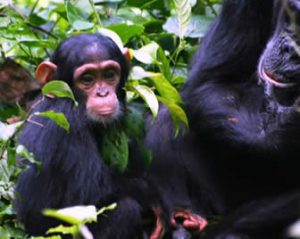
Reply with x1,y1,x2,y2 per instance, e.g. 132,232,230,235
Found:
16,145,41,172
131,67,182,105
65,2,94,30
174,0,192,39
108,24,144,44
34,111,70,132
132,84,159,119
0,122,22,141
101,127,129,172
163,15,214,38
46,205,98,224
99,28,125,52
148,73,183,105
42,81,78,107
157,96,188,136
132,43,159,64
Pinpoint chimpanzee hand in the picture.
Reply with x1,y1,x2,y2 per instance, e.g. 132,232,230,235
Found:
171,209,208,238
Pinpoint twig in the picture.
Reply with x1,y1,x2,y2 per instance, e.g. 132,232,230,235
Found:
204,0,218,16
27,117,44,128
89,0,103,27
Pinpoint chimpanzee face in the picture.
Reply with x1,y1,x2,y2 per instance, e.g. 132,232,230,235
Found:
258,0,300,106
35,33,130,125
73,60,122,124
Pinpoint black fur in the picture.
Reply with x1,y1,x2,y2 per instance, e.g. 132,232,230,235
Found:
146,1,300,238
15,33,163,238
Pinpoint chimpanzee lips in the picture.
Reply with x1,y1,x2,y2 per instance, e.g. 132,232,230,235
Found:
258,60,300,106
258,60,297,88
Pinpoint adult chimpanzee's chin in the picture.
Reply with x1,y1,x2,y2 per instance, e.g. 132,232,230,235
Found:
258,58,300,107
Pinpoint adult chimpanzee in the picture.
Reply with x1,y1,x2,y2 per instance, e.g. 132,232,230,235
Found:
15,33,165,239
145,0,300,238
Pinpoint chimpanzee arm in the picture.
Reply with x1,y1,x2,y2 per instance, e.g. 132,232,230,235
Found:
15,98,113,235
203,193,300,239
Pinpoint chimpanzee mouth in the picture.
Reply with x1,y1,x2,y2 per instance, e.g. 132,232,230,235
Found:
258,60,297,88
258,60,300,106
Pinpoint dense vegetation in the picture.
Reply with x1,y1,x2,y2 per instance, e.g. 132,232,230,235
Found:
0,0,219,238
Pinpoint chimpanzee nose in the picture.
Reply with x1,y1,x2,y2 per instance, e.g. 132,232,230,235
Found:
96,88,109,97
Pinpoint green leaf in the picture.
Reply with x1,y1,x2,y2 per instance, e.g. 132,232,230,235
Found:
124,105,145,139
131,67,182,105
98,28,125,52
46,225,77,236
28,13,48,26
0,205,13,216
157,47,171,81
0,225,26,239
43,209,80,225
163,15,214,38
65,2,94,30
108,24,144,44
132,42,159,64
0,122,22,141
42,81,78,107
101,127,129,172
19,39,55,49
173,0,192,39
16,145,42,172
7,147,16,168
148,73,183,105
34,111,70,132
45,205,98,224
97,203,117,215
132,84,159,119
157,96,189,136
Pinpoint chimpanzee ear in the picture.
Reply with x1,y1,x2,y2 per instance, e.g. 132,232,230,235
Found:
123,48,131,65
35,61,57,86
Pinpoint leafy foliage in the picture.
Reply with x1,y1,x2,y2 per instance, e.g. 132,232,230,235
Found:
0,0,220,237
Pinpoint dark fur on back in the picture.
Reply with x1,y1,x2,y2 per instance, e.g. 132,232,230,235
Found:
145,1,300,238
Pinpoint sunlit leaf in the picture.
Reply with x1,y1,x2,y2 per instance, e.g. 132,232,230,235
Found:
174,0,192,39
132,43,159,64
16,145,41,172
42,81,78,107
157,96,188,136
99,28,125,52
51,205,97,223
148,74,183,105
44,205,98,225
132,84,159,119
288,219,300,238
131,66,157,80
163,15,214,38
0,122,22,141
34,111,70,132
65,2,94,30
108,24,144,44
97,203,117,215
46,224,77,237
130,67,182,105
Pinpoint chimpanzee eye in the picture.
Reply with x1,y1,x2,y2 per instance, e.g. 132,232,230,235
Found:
103,70,116,79
80,75,94,85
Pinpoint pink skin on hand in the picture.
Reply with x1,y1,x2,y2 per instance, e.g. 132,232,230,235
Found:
171,210,208,234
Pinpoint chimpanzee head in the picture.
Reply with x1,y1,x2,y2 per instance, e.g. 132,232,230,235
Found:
258,0,300,106
35,33,130,125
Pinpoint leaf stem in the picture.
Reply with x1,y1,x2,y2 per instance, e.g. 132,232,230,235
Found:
89,0,103,28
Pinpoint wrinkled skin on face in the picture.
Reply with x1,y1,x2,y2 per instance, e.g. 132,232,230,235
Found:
259,0,300,106
73,60,122,124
